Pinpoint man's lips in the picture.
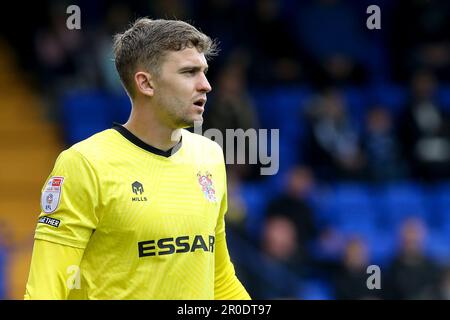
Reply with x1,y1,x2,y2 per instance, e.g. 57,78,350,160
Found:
193,97,207,107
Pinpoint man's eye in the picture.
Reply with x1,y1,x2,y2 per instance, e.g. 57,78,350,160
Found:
184,70,196,75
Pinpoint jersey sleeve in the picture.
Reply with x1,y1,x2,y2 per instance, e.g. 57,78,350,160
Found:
34,148,100,249
214,157,251,300
24,239,85,300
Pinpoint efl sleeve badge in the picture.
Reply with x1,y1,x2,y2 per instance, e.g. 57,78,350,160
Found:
41,176,65,214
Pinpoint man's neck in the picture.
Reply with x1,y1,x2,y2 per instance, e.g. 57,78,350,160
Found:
123,102,181,152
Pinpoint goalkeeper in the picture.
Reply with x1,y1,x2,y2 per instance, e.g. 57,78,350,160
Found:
25,18,250,300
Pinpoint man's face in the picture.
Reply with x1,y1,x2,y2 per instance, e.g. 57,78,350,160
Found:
152,47,212,128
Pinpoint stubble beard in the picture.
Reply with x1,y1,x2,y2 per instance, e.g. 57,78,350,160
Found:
175,113,203,129
156,93,204,129
169,105,203,129
172,100,204,129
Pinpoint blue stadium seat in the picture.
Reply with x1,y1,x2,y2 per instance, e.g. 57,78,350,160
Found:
309,186,340,227
239,182,272,240
250,89,278,129
369,84,408,119
62,90,112,145
375,183,428,232
273,86,310,133
329,183,377,230
0,247,6,299
109,93,131,124
251,86,310,133
365,231,396,266
300,278,334,300
277,139,299,174
342,87,367,133
437,86,450,112
337,219,376,238
425,233,450,265
427,182,450,233
251,87,312,171
310,183,379,233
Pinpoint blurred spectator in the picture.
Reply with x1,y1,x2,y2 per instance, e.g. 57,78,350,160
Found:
194,0,248,61
308,226,345,282
224,169,248,237
147,0,191,21
333,236,380,300
204,54,258,132
246,0,305,85
260,168,316,278
304,88,367,181
34,3,84,85
227,206,304,299
398,70,450,181
266,166,319,259
363,106,408,182
389,0,450,82
312,227,345,262
232,211,305,300
295,0,370,87
437,267,450,300
260,214,306,287
203,56,260,180
235,208,305,299
33,2,94,122
95,2,133,94
385,217,441,299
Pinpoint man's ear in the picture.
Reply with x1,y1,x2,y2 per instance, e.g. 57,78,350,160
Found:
134,72,154,97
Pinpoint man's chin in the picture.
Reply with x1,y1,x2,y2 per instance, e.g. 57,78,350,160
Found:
177,116,203,129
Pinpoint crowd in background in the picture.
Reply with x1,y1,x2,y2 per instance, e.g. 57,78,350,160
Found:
1,0,450,299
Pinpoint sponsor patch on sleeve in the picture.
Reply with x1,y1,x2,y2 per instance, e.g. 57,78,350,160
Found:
38,216,61,228
41,176,64,214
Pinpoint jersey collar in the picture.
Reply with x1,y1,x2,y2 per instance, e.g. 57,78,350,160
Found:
112,123,182,158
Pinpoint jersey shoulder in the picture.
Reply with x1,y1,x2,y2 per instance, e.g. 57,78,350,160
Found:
181,129,223,157
68,129,123,160
48,129,118,179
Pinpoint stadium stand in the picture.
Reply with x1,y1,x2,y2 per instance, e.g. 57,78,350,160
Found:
0,40,63,299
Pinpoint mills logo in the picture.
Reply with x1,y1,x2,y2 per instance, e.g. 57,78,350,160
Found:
132,181,148,202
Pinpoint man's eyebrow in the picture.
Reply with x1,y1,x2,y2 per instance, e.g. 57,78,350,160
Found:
178,65,209,73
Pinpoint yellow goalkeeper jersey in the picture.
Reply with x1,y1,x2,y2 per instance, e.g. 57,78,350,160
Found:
26,124,250,300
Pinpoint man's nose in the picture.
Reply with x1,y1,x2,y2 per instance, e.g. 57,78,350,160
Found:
197,73,212,93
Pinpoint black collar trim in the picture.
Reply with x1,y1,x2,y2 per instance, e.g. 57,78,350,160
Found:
112,123,182,158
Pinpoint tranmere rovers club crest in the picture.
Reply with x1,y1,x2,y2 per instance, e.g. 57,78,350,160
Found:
197,171,216,202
